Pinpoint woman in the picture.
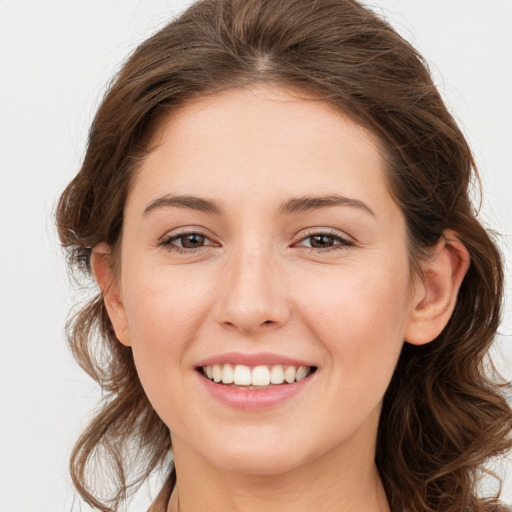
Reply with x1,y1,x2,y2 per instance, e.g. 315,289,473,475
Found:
56,0,512,511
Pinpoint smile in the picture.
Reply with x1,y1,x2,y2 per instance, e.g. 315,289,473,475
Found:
201,364,316,388
196,353,318,410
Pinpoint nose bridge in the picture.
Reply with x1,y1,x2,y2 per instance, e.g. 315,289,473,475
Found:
215,237,289,334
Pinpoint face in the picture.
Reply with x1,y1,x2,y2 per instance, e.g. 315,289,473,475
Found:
105,85,424,477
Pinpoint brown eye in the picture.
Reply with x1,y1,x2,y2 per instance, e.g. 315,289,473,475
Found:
179,233,206,248
308,234,337,248
160,231,216,252
296,231,354,252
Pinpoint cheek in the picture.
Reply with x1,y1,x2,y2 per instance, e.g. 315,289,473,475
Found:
296,261,410,393
120,264,214,402
123,261,212,339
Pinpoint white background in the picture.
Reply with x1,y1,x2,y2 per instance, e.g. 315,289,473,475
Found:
0,1,511,511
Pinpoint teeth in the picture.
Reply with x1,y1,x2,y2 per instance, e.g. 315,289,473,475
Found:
221,364,234,384
212,364,222,383
284,366,296,383
202,364,313,387
251,366,270,386
295,366,308,381
233,364,252,385
270,365,284,384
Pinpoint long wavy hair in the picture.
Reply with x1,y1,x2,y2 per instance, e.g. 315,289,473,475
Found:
56,0,512,511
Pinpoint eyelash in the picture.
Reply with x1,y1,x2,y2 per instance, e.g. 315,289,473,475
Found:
296,230,355,252
159,231,217,255
159,229,354,255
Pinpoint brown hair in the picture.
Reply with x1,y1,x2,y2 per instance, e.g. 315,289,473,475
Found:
56,0,512,511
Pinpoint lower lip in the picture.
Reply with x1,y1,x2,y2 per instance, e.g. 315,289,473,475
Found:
198,371,315,411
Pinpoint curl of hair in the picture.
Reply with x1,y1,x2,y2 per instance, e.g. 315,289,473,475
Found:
56,1,512,511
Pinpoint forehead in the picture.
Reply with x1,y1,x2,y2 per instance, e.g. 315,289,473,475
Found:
129,84,392,217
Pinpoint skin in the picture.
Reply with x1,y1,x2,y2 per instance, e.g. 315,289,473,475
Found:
92,85,470,512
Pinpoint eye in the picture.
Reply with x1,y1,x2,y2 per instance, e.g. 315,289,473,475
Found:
295,230,354,252
159,231,217,253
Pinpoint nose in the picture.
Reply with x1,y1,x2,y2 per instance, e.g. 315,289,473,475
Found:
213,244,290,335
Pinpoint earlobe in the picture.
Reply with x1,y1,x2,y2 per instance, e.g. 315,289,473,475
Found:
90,243,131,347
405,230,470,346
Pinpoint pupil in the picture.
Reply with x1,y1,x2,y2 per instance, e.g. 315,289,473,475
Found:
311,235,333,248
183,234,204,248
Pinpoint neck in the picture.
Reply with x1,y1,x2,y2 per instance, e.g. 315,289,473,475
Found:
167,427,390,512
168,469,389,512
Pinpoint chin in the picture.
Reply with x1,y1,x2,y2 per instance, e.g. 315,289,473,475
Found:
203,433,311,476
214,450,306,476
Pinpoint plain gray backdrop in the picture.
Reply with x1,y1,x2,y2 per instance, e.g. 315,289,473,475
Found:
1,1,511,510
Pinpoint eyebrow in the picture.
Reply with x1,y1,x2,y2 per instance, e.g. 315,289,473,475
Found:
278,194,375,217
143,195,224,216
143,193,375,217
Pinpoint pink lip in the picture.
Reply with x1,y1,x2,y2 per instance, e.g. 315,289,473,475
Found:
197,371,315,411
196,351,314,368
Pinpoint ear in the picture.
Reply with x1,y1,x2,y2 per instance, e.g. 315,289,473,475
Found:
405,230,470,346
90,243,131,347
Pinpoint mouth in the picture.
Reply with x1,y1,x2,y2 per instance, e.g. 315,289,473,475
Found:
198,363,318,389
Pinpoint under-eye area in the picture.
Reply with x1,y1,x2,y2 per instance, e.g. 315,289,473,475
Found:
199,364,318,389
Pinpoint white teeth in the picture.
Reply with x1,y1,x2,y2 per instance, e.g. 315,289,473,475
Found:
284,366,296,383
295,366,308,381
251,366,270,386
221,364,234,384
202,363,313,387
233,365,252,385
270,365,285,384
212,364,222,383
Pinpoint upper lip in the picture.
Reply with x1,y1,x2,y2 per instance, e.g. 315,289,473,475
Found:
196,352,316,368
